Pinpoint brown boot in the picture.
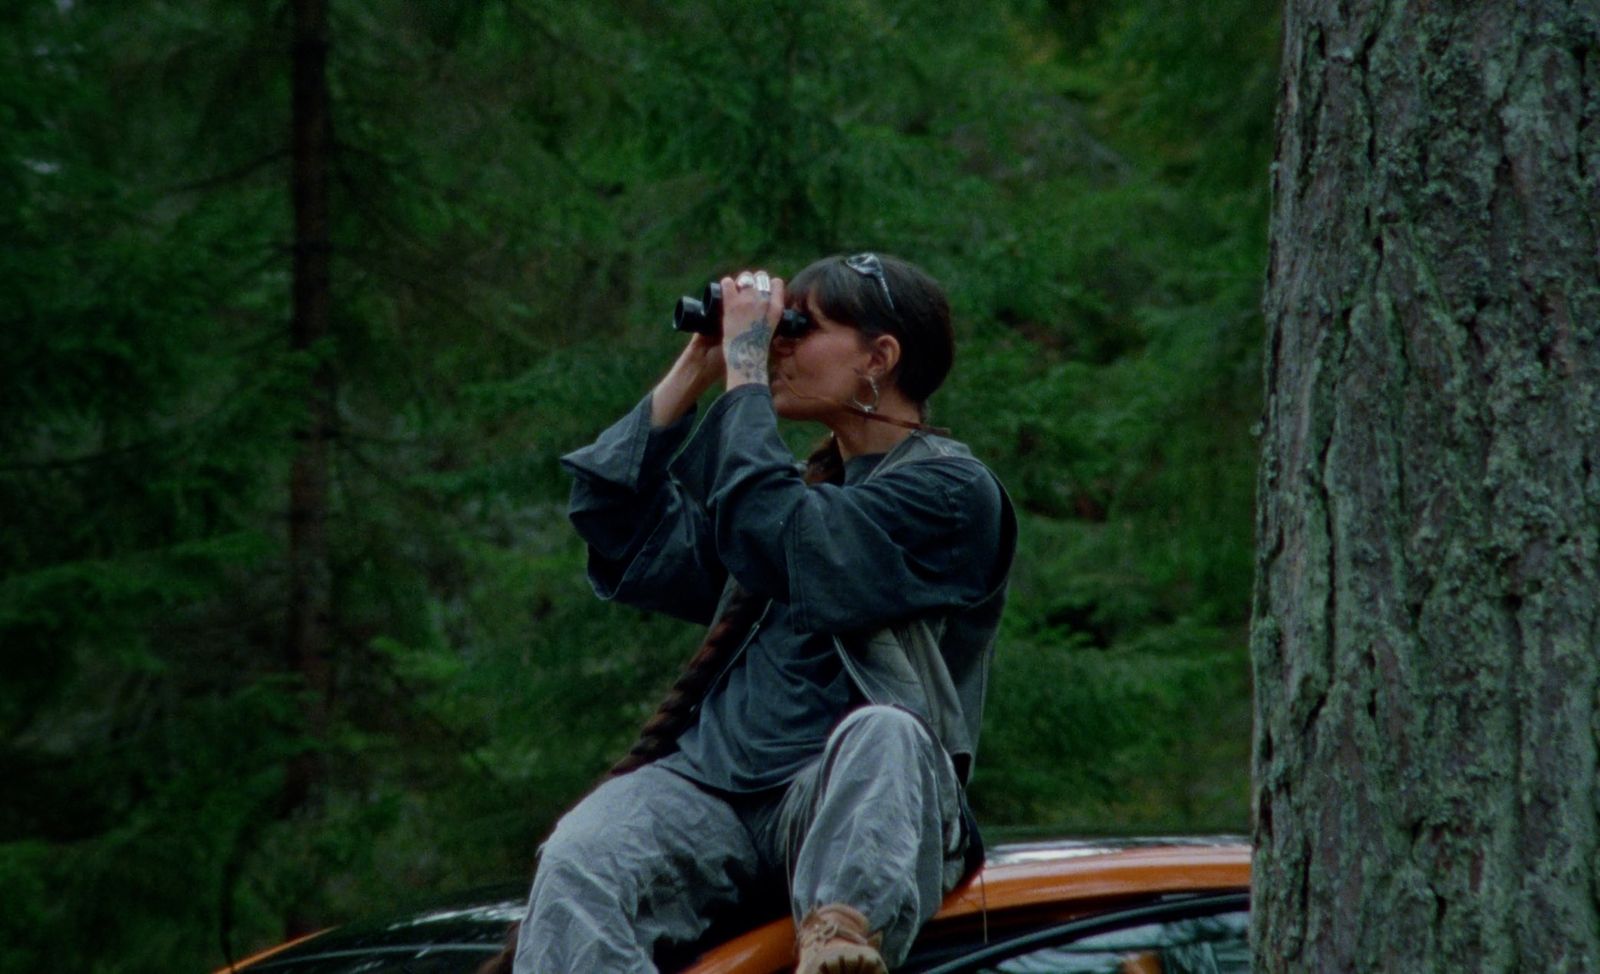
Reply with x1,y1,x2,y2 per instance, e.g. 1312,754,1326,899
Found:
795,904,887,974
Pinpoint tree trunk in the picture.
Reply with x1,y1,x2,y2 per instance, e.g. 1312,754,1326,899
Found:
1253,0,1600,970
283,0,334,836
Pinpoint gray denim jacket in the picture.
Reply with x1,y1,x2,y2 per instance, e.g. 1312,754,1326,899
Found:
686,428,1017,785
563,387,1016,785
828,431,1015,784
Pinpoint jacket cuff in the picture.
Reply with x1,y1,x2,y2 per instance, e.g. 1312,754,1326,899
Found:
559,393,696,492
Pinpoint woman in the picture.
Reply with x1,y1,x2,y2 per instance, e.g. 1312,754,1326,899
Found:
511,254,1015,974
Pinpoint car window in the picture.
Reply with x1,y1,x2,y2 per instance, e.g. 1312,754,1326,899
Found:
917,894,1248,974
982,912,1248,973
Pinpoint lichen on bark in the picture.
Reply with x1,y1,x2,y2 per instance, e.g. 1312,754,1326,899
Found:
1254,0,1600,970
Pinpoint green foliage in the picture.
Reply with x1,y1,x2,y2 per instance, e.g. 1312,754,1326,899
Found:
1,0,1277,969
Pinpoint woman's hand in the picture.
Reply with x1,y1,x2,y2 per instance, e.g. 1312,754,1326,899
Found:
720,270,786,390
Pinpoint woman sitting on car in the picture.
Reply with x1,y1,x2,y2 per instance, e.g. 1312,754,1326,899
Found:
507,253,1015,974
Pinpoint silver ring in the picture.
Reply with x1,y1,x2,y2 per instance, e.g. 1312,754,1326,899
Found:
754,271,771,296
735,271,757,290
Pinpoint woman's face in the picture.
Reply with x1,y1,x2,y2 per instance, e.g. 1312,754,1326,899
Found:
768,300,877,424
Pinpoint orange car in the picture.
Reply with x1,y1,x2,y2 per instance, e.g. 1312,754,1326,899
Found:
217,837,1250,974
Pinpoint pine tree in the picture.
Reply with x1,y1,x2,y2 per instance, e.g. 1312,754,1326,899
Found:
1253,0,1600,966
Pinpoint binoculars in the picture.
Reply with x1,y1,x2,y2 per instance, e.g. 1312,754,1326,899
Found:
673,281,812,339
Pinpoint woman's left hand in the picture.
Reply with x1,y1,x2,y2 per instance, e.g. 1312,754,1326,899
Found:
720,270,786,390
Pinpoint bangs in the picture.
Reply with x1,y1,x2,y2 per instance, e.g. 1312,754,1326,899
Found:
787,257,894,336
785,252,952,406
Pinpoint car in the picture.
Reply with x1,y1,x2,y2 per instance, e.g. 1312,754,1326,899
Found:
213,836,1250,974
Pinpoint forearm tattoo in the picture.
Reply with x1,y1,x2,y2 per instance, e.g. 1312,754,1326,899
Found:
725,319,772,382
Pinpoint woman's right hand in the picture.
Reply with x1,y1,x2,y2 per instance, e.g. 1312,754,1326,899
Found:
650,332,724,428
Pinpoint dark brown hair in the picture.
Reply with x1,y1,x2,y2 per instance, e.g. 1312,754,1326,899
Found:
786,254,955,413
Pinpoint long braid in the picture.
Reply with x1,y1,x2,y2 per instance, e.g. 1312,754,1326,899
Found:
603,597,763,776
607,434,844,776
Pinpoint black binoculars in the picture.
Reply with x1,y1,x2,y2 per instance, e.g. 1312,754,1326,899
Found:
673,281,812,339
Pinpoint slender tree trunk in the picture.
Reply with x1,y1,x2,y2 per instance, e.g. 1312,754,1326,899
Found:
283,0,334,849
1253,1,1600,970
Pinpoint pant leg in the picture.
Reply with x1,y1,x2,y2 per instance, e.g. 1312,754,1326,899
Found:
772,705,966,967
512,766,760,974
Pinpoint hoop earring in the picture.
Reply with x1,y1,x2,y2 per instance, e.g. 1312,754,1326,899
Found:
850,373,881,414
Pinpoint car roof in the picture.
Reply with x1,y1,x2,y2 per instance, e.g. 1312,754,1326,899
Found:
223,836,1250,973
682,837,1250,974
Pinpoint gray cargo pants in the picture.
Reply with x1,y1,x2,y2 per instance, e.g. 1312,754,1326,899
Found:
511,705,967,974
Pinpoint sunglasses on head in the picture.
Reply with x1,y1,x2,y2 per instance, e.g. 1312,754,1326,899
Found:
844,253,895,312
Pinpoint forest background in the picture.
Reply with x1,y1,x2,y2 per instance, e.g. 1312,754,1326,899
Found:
1,1,1277,970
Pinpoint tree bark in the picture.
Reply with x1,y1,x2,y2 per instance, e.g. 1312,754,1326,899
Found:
283,0,334,830
1253,0,1600,970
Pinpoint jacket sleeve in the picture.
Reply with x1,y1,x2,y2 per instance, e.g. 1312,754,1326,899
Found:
669,385,1006,634
560,395,728,624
